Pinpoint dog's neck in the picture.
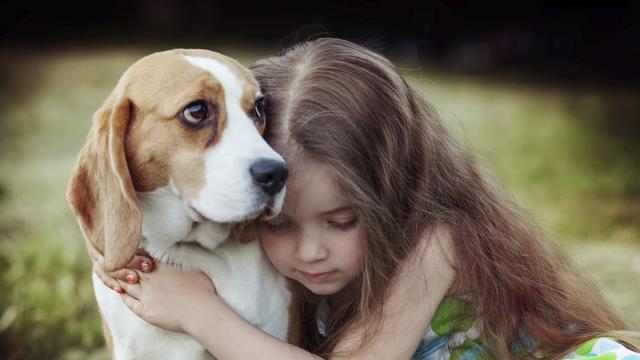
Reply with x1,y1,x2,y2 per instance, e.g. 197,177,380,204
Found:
136,186,231,265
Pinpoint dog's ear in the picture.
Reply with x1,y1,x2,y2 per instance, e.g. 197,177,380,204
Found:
67,91,142,272
233,221,260,244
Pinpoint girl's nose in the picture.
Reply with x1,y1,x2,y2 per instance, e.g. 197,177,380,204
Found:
296,231,328,263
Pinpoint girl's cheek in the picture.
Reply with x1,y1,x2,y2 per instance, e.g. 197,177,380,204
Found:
260,235,291,272
349,230,366,270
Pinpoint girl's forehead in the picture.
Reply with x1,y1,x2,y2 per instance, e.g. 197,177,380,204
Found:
283,163,348,218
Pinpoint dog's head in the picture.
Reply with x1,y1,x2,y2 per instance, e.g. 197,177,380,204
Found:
67,49,286,271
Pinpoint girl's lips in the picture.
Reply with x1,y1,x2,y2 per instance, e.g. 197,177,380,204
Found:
299,270,337,283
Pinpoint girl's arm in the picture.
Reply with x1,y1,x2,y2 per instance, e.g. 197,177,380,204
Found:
332,225,456,359
118,264,320,359
118,226,455,360
186,293,321,359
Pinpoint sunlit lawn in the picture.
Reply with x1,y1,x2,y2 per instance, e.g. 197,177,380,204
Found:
1,44,638,359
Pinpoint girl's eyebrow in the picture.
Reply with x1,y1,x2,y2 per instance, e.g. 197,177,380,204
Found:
318,206,351,216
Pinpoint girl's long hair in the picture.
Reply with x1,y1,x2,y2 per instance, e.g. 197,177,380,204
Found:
251,38,639,359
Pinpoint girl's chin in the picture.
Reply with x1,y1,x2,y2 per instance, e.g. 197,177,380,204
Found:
300,280,346,296
309,287,341,296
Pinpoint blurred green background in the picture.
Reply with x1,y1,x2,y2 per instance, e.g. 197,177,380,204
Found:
1,2,639,359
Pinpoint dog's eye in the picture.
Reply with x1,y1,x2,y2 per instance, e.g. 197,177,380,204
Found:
253,96,266,124
181,101,211,126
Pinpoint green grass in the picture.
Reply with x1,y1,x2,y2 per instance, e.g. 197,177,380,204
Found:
0,45,638,359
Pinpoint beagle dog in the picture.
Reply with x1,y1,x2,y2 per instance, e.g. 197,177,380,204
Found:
67,49,293,359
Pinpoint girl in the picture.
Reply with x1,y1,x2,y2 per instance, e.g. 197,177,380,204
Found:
90,38,640,359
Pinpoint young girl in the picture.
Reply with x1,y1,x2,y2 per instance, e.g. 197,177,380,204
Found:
90,38,640,359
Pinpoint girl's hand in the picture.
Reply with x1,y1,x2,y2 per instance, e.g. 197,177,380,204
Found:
117,263,217,333
85,237,154,292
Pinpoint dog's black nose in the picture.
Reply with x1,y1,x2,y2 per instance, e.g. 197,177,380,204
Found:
250,159,288,197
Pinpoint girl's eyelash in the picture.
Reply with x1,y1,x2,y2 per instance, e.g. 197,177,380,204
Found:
262,218,358,232
262,220,293,232
329,218,358,231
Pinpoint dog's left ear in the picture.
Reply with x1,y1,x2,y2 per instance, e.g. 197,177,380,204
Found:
233,221,260,244
67,91,142,272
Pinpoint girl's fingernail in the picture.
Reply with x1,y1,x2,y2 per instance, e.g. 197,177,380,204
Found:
126,274,136,283
141,261,151,272
112,285,122,292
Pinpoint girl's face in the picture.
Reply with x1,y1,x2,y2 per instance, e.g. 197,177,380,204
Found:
259,163,364,295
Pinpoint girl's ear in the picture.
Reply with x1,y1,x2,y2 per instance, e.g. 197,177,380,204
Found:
233,221,260,244
67,92,142,272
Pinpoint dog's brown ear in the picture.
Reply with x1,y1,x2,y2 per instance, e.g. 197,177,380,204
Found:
233,221,260,244
67,92,141,272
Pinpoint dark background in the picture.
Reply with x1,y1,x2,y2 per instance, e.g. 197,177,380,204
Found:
2,0,639,87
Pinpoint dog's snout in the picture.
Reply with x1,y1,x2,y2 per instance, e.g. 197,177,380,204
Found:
250,159,288,197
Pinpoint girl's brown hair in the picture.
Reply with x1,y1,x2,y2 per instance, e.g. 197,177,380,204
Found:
251,38,638,359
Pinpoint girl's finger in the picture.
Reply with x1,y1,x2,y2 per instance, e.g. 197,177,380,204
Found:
108,268,140,284
93,262,123,293
126,254,154,273
119,292,144,317
117,279,142,298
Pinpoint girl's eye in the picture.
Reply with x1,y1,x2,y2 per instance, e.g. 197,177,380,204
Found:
253,96,266,124
328,218,358,231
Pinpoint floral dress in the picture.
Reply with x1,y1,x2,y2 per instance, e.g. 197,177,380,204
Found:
413,298,640,360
